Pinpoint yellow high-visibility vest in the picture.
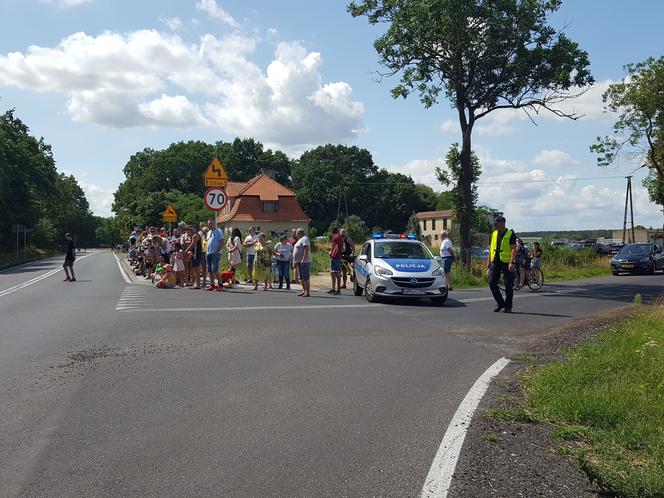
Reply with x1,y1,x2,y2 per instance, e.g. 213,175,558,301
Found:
490,229,513,264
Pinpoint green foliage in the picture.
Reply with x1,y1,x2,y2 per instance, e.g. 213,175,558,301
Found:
592,57,664,208
112,138,295,228
0,110,98,249
527,306,664,497
292,144,433,232
341,214,370,244
95,217,123,246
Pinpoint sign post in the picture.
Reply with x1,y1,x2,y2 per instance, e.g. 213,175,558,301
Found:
162,204,178,232
204,158,229,228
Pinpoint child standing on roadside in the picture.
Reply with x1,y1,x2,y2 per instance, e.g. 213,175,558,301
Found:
171,241,185,286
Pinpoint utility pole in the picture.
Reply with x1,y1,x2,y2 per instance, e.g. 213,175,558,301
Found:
622,176,635,244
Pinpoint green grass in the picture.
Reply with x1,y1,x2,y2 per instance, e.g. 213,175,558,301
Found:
526,305,664,497
448,254,612,289
0,247,56,271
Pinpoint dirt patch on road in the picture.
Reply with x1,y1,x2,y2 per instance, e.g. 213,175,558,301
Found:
448,306,635,498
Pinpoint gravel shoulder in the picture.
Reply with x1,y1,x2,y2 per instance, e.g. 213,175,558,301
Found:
448,306,635,498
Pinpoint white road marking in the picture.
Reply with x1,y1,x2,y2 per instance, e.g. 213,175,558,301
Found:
421,357,511,498
117,303,386,312
0,254,93,298
112,252,133,284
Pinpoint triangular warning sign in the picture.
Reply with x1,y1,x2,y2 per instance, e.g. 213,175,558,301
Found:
204,157,228,187
162,204,178,221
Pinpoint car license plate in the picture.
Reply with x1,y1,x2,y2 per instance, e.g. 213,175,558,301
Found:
402,288,427,295
622,264,635,268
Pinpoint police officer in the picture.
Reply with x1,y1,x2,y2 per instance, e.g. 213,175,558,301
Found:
487,215,517,313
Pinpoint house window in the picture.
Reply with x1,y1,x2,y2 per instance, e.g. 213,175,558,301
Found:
262,201,277,213
443,218,448,230
432,219,436,230
423,219,427,231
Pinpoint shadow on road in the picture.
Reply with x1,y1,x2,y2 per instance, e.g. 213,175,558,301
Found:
508,311,572,318
543,277,664,304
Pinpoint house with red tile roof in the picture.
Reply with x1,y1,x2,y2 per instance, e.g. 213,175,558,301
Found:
217,174,310,236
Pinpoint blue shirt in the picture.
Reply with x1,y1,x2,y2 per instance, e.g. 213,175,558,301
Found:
206,228,224,255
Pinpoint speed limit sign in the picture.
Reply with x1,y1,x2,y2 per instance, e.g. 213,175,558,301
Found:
204,187,228,211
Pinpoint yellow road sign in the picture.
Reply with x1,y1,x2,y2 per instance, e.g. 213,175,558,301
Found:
204,157,229,187
162,204,178,222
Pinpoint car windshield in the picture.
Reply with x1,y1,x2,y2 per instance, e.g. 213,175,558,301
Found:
374,241,430,259
617,244,651,257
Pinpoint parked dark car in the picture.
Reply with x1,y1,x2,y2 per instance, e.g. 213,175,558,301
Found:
611,243,664,275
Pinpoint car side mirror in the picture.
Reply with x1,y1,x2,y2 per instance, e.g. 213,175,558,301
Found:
358,254,368,262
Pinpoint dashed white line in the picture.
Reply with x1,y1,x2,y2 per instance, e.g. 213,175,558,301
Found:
421,357,510,498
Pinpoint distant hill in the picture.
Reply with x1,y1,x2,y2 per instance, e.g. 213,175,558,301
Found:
518,230,613,241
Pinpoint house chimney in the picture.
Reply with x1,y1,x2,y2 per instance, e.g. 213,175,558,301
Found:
262,169,275,179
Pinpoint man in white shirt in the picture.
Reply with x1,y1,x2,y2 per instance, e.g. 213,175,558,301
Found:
243,226,259,284
439,230,455,291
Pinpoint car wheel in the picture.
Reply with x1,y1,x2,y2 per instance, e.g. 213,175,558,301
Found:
612,271,619,276
353,278,363,296
364,278,378,303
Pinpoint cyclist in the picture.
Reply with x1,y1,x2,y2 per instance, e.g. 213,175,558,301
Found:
340,228,355,289
530,241,543,269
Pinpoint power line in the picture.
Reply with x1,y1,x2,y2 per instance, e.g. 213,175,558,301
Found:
342,175,627,186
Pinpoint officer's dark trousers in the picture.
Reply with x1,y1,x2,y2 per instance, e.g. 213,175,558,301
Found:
488,262,514,310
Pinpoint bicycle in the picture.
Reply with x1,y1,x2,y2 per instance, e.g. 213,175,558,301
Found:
515,264,544,291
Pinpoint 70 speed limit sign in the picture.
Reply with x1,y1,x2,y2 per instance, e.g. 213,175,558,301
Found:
204,187,228,211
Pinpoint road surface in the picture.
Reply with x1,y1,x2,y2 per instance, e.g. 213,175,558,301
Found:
1,252,661,496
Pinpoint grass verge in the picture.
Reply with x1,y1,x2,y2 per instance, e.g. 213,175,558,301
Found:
450,257,611,289
526,304,664,497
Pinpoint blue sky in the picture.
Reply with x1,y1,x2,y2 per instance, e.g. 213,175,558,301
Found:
0,0,662,231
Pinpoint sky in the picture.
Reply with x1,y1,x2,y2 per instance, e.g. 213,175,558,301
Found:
0,0,662,231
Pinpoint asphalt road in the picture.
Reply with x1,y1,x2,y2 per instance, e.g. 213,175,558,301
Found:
1,252,662,497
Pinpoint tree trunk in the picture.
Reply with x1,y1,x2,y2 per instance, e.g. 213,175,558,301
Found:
458,119,474,269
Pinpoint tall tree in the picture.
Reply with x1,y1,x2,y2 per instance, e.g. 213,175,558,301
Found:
591,57,664,217
348,0,592,265
292,144,379,231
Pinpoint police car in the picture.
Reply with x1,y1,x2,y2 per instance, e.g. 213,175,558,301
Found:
353,233,448,305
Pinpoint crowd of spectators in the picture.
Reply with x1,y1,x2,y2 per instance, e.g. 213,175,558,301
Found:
125,222,314,297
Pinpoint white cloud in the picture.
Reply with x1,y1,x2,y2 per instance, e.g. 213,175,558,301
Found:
385,158,442,188
532,149,580,167
267,28,279,38
540,80,616,122
386,148,662,230
475,109,520,136
139,94,208,127
195,0,239,28
0,29,365,148
41,0,93,7
78,180,116,217
204,41,364,149
440,119,457,134
160,17,183,31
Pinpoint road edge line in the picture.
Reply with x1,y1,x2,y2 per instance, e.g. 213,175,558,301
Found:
421,357,511,498
113,252,133,284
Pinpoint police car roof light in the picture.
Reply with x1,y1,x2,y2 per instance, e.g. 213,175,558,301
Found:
407,234,417,239
372,233,383,239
